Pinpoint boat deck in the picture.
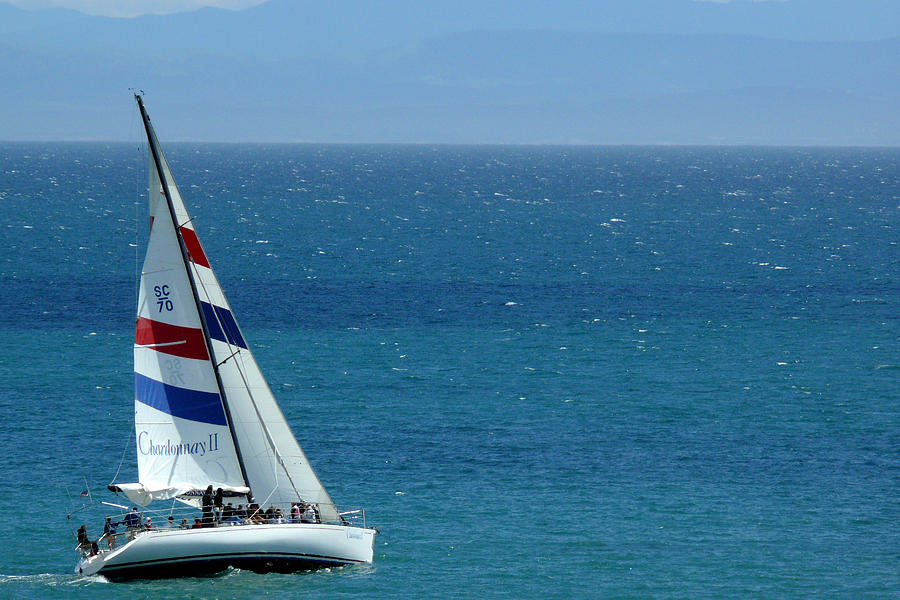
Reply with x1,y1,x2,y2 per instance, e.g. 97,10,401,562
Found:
74,501,367,559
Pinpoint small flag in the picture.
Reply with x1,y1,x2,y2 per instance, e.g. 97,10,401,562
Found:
80,490,89,497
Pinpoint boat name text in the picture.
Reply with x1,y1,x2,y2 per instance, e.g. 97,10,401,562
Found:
138,431,220,457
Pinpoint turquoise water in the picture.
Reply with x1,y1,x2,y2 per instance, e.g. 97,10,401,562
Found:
0,143,898,598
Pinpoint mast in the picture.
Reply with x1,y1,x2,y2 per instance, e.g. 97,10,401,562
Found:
134,93,253,499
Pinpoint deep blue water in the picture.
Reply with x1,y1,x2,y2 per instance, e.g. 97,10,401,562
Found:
0,143,898,598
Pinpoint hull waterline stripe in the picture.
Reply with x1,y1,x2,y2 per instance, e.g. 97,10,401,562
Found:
201,302,247,348
100,551,362,572
135,373,228,426
135,317,209,360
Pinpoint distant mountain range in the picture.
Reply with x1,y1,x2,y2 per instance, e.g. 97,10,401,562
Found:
1,0,898,144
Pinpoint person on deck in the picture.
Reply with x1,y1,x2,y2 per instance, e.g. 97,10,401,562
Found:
248,503,265,524
201,485,214,527
222,503,241,525
123,507,141,540
213,488,225,523
103,516,119,549
77,525,99,556
301,503,318,524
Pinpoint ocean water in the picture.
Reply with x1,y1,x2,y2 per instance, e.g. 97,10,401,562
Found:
0,142,898,599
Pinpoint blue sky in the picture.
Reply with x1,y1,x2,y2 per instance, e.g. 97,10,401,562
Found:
1,0,897,144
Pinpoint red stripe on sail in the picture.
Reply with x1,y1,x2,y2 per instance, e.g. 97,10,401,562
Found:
180,226,210,268
135,317,209,360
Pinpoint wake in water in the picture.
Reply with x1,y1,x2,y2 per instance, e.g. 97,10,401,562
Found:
0,573,109,587
0,562,368,588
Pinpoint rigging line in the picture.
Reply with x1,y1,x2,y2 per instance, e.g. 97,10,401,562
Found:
229,348,306,501
256,485,278,509
191,267,305,500
217,346,241,366
64,484,73,518
204,318,302,500
133,101,144,301
110,428,135,485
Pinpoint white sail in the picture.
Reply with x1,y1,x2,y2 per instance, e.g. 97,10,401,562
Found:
130,151,246,505
132,97,338,522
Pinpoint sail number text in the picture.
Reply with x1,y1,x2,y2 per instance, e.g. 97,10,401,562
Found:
154,284,174,312
164,358,185,386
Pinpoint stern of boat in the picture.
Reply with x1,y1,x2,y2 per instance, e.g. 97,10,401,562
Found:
75,552,106,577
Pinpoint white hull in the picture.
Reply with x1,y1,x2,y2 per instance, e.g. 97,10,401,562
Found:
75,523,375,580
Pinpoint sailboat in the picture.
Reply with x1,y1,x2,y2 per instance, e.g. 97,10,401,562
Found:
74,94,376,580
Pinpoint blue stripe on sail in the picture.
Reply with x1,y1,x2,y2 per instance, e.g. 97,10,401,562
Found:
201,302,247,349
135,373,228,426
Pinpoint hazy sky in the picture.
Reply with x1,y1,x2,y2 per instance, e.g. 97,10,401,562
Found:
1,0,896,144
4,0,266,17
2,0,802,18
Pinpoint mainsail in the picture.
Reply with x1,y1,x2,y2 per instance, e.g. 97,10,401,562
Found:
121,95,338,522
